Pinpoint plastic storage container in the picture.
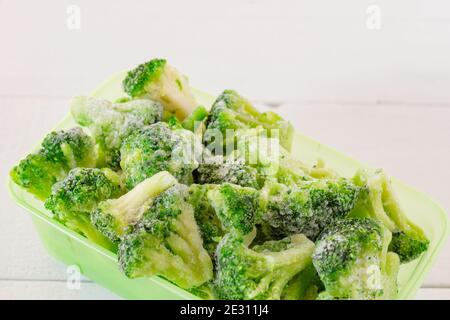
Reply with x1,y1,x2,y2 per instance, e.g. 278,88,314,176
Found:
8,72,449,300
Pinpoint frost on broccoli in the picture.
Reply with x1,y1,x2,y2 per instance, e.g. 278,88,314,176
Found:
119,184,213,289
188,184,225,258
259,178,361,240
215,232,315,300
208,183,260,235
122,58,198,120
204,90,294,152
232,128,309,186
45,168,123,250
194,155,260,189
10,127,96,200
312,218,400,300
351,170,429,263
91,171,177,242
120,122,202,189
71,96,163,168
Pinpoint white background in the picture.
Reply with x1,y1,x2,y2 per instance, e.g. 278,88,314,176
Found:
0,0,449,299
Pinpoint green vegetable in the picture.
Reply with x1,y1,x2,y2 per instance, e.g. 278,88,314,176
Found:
259,178,361,240
119,184,213,289
204,90,294,152
45,168,123,250
188,184,225,258
281,264,323,300
123,58,198,120
120,122,202,189
10,127,96,200
215,232,315,300
208,183,260,235
312,218,400,300
182,106,208,132
194,155,260,189
91,171,177,242
351,170,429,263
71,96,163,168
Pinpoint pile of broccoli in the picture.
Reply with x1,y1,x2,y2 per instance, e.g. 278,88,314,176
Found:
10,58,429,300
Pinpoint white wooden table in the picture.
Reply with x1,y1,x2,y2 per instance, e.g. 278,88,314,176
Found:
0,0,449,299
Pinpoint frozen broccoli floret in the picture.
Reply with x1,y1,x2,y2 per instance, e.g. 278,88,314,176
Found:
45,168,123,215
44,168,123,250
351,170,429,263
122,58,198,120
120,122,202,189
182,106,209,132
232,128,309,185
71,96,163,168
10,127,96,200
312,218,400,300
215,232,315,300
259,178,361,240
188,184,225,258
281,264,323,300
91,171,177,242
194,155,260,189
208,183,260,235
204,90,294,152
119,184,213,289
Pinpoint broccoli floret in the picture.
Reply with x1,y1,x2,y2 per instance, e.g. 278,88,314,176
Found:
71,96,163,168
351,170,429,263
119,184,213,289
45,168,123,215
188,184,225,258
194,155,260,189
281,264,324,300
91,171,177,242
312,218,400,300
259,178,361,240
10,128,96,200
44,168,123,250
215,232,315,300
182,106,208,132
123,58,198,120
204,90,294,152
233,128,309,185
120,122,202,189
207,183,260,235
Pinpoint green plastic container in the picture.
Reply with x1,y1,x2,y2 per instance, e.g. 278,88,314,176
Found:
8,72,449,300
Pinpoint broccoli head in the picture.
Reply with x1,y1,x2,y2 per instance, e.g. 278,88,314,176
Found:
188,184,225,258
10,127,96,200
312,218,400,300
119,184,213,289
45,168,123,215
207,183,260,235
122,58,198,120
194,155,260,189
120,122,202,189
259,178,361,240
204,90,294,152
44,168,123,250
71,96,163,168
91,171,177,242
352,170,429,263
215,232,315,300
